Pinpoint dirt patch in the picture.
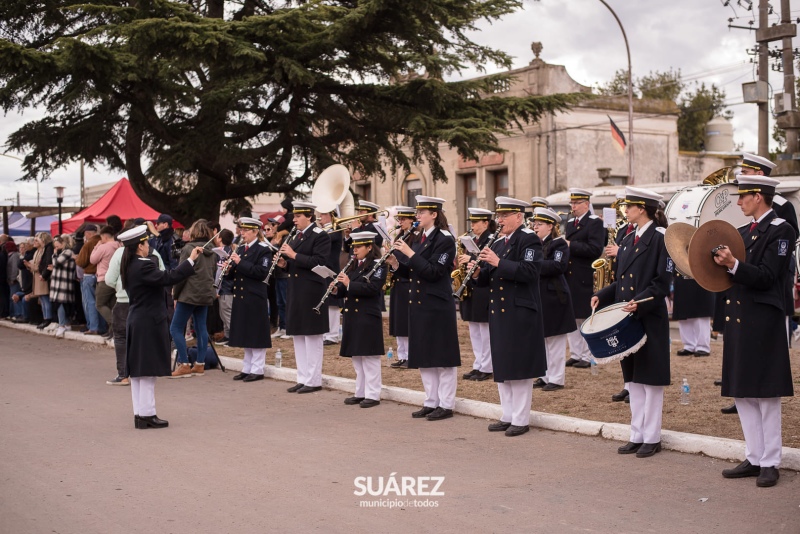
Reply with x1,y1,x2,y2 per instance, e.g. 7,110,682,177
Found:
215,319,800,447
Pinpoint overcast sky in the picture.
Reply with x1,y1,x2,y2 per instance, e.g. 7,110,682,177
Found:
0,0,789,208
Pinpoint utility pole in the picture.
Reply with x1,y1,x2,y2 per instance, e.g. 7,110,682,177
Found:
80,158,85,208
758,0,770,157
775,0,800,174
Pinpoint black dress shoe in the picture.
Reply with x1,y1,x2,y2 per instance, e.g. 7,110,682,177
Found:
297,385,322,394
676,349,694,356
323,340,337,346
474,371,493,381
722,459,761,479
412,406,436,418
462,369,479,380
714,379,723,387
134,415,140,428
756,466,780,487
612,389,630,402
532,378,547,389
488,421,512,432
390,359,406,368
572,360,591,369
694,350,710,357
625,396,630,403
721,404,738,414
135,415,169,429
618,441,643,454
542,383,564,392
344,396,365,405
635,442,662,458
398,360,409,369
36,320,51,330
232,372,249,381
243,374,264,382
565,358,579,367
426,407,454,421
359,399,380,408
505,425,530,437
287,383,305,393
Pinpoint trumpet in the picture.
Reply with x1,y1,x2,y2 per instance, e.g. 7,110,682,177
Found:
263,226,298,285
363,222,419,280
213,243,238,289
313,256,356,314
452,225,503,299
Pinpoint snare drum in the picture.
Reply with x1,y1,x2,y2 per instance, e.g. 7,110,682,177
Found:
665,183,749,228
580,302,647,365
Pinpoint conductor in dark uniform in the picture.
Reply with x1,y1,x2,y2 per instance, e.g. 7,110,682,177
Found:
713,175,794,488
389,196,461,421
593,187,671,458
331,231,388,408
531,207,575,391
470,196,547,437
565,188,606,368
227,217,274,382
119,225,200,429
277,201,332,394
388,206,418,369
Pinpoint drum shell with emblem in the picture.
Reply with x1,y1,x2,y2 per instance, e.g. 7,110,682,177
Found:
580,303,646,364
665,184,750,229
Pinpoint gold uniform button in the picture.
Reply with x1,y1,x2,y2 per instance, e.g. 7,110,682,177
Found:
737,301,740,305
491,300,494,303
409,300,412,304
726,299,730,304
501,309,505,313
492,310,495,314
355,309,358,312
355,299,359,302
417,301,421,304
737,318,741,323
726,316,730,322
630,287,634,291
501,297,504,301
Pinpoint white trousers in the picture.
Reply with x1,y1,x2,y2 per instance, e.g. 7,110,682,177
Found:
543,335,567,386
293,334,324,387
396,337,409,361
468,322,492,373
243,348,267,375
566,320,592,362
628,383,664,444
419,367,458,409
678,317,711,352
497,379,534,426
353,356,382,400
130,377,157,417
324,306,340,342
735,397,783,468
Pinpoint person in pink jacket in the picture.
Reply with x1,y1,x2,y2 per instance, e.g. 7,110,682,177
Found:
90,225,121,338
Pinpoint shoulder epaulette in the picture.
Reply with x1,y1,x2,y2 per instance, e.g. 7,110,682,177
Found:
440,230,452,238
655,227,667,235
771,218,786,226
774,195,788,206
554,235,566,241
520,228,534,234
138,257,151,261
567,218,575,223
588,214,599,219
313,226,323,234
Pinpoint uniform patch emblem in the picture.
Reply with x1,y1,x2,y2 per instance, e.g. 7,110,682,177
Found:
373,268,383,278
524,249,535,262
438,253,449,265
779,240,789,256
666,258,674,273
262,257,270,267
554,251,563,262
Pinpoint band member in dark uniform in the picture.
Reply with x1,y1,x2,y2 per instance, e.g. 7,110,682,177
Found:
319,209,344,346
458,208,496,382
531,207,575,391
227,217,274,382
470,197,547,437
119,225,200,429
330,232,388,408
713,175,794,488
344,200,385,252
592,187,671,458
388,206,418,369
673,274,714,357
277,201,332,394
389,196,461,421
565,188,606,368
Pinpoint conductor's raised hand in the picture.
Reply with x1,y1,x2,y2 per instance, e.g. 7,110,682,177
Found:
189,246,204,261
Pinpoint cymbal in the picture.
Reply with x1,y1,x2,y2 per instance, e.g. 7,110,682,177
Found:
664,222,696,278
687,220,746,292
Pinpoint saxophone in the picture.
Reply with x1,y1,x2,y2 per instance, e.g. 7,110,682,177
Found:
451,231,473,299
591,199,625,292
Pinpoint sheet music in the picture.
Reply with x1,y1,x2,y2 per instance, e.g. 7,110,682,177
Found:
212,247,229,259
460,236,481,254
602,208,617,229
312,265,338,279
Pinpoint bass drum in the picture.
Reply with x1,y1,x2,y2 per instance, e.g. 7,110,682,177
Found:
665,183,750,228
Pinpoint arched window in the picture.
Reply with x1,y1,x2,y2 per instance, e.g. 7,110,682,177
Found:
404,175,422,206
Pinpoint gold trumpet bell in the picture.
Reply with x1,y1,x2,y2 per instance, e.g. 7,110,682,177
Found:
702,166,736,186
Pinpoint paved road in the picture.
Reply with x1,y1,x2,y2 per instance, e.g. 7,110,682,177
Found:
1,328,799,534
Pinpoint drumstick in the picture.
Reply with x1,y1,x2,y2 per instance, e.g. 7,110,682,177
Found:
589,304,597,326
595,296,655,317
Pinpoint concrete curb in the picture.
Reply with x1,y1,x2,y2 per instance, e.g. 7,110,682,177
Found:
3,319,798,470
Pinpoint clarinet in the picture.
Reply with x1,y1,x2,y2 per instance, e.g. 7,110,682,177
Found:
313,256,355,314
263,226,298,285
363,222,420,279
452,225,503,299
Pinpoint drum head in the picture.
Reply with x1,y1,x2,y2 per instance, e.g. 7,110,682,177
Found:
687,220,746,292
664,222,696,278
698,183,750,228
581,302,630,335
664,186,710,227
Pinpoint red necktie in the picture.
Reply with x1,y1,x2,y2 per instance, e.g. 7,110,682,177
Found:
625,224,634,236
420,234,426,244
244,245,249,252
749,221,758,233
634,235,640,246
358,260,364,268
573,218,579,228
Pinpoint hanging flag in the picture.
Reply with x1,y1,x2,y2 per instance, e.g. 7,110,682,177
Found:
608,115,627,154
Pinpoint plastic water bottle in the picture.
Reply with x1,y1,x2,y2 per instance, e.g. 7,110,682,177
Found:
275,349,282,368
590,357,598,376
387,347,394,360
338,324,343,341
680,378,690,405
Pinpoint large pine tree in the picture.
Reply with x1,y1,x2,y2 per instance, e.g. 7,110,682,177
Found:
0,0,582,222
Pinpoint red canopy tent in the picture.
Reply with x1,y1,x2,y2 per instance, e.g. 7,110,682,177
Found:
51,178,181,234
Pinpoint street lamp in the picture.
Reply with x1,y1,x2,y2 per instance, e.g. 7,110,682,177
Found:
55,186,65,235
